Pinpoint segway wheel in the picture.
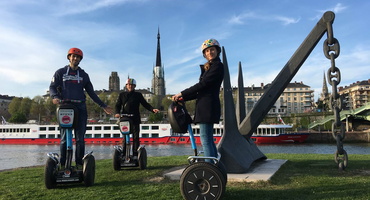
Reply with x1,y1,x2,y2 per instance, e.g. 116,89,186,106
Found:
44,157,57,189
138,147,147,170
180,162,226,200
83,155,95,187
217,161,228,185
113,149,122,171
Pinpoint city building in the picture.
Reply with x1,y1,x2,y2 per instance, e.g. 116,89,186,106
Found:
339,79,370,110
0,95,14,120
243,81,314,116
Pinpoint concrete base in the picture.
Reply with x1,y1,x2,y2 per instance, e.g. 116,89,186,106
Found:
164,159,287,182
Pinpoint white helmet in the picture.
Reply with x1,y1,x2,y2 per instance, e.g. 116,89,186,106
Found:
126,78,136,85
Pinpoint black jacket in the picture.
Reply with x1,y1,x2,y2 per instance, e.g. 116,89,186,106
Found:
181,57,224,123
115,91,154,123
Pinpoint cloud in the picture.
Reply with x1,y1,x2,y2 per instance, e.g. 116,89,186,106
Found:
227,11,299,26
274,16,300,25
52,0,149,16
228,12,256,25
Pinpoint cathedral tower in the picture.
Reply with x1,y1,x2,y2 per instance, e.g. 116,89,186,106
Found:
151,29,166,107
109,71,120,91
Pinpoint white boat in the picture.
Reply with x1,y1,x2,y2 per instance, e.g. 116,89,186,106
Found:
0,123,309,145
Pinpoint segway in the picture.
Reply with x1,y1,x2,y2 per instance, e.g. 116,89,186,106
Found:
168,101,227,200
113,114,147,170
44,100,95,189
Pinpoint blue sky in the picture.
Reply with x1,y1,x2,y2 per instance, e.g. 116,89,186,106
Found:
0,0,369,102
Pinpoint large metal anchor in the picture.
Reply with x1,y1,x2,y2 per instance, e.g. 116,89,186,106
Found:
218,11,345,173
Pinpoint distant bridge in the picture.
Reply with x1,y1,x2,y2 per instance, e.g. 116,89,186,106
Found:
309,102,370,129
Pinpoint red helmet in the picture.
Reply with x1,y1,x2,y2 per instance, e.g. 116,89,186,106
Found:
67,48,83,59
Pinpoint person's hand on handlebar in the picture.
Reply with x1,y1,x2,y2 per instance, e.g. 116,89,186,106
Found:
172,93,182,102
52,98,60,105
152,109,160,113
103,106,113,115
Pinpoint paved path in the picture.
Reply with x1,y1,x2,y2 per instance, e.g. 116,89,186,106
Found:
164,159,287,182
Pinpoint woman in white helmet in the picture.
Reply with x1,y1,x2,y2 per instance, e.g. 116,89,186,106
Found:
172,39,224,161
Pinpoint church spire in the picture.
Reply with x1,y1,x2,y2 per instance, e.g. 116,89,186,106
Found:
321,71,328,99
155,28,162,67
151,27,166,108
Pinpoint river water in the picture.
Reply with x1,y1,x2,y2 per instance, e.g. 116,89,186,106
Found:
1,143,370,171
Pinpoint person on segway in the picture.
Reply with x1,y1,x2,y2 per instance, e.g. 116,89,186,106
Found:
172,39,224,162
114,78,159,159
49,47,113,170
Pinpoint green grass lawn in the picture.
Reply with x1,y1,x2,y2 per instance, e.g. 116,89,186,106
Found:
1,154,370,200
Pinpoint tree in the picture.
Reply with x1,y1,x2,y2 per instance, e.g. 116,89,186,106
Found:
8,97,22,115
30,96,46,123
9,112,27,123
148,112,163,123
44,97,57,124
108,92,119,110
20,97,32,118
161,96,173,112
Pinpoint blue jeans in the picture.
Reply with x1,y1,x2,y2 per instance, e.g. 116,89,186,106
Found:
199,123,217,162
60,103,87,166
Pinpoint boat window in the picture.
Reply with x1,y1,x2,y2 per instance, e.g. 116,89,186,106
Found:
40,134,46,138
40,127,47,131
180,138,186,141
95,126,102,130
86,126,92,130
113,134,120,138
48,134,55,138
170,138,176,141
104,134,111,138
86,134,92,138
113,126,120,130
49,127,56,131
142,133,149,138
142,126,149,130
151,133,159,138
151,126,159,130
271,129,275,134
94,134,101,138
103,126,111,130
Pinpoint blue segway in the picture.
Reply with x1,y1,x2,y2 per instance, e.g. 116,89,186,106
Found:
168,101,227,200
44,100,95,189
113,114,147,170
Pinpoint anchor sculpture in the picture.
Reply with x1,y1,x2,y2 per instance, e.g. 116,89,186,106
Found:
217,11,345,173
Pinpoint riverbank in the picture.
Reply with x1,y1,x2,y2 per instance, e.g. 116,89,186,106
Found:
1,154,370,200
305,130,370,143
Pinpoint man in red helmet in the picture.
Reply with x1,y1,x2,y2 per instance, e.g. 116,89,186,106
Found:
49,47,113,169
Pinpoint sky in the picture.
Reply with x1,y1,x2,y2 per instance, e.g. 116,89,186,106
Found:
0,0,369,102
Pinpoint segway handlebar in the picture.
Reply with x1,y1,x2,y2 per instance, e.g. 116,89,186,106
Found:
120,114,134,117
58,99,83,104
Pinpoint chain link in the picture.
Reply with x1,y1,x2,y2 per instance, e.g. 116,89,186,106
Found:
324,19,347,170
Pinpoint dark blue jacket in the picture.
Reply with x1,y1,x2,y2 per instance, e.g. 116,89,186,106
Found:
49,65,106,107
181,57,224,124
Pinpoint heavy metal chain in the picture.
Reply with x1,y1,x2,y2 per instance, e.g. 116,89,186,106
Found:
323,17,347,170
